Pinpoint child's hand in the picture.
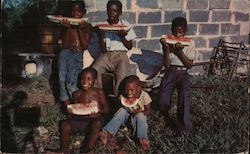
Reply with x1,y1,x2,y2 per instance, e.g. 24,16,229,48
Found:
94,26,105,37
67,107,73,114
172,42,184,56
89,111,100,118
60,18,71,28
160,38,166,45
79,21,90,29
131,108,142,116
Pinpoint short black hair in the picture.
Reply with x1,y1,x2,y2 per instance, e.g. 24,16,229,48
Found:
71,0,86,10
171,17,187,32
107,0,122,11
80,67,98,79
123,75,140,86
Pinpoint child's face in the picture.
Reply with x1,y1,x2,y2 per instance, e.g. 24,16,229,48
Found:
125,82,141,99
107,4,121,23
80,72,96,90
172,26,187,37
71,4,85,18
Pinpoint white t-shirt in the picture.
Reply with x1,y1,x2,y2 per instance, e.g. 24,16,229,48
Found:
104,19,136,51
170,39,196,66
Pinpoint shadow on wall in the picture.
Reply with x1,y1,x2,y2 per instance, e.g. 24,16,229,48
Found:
130,49,163,80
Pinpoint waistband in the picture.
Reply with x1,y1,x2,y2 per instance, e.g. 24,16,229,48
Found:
169,65,187,71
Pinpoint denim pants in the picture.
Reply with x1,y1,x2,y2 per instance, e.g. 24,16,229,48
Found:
159,69,191,130
103,108,148,139
58,49,83,101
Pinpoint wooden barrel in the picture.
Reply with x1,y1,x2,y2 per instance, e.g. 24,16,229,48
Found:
38,24,60,53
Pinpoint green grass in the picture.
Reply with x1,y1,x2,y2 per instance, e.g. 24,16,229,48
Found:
1,75,249,153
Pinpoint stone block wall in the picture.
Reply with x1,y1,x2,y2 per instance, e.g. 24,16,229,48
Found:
85,0,250,63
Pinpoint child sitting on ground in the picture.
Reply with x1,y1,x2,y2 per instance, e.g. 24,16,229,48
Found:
99,75,152,151
59,67,109,153
159,17,195,134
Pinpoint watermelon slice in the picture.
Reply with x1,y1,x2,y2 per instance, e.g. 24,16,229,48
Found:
96,24,131,32
67,101,99,115
161,35,191,46
47,15,88,26
120,95,139,108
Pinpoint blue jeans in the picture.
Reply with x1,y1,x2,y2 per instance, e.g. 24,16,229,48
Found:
103,108,148,139
58,49,83,101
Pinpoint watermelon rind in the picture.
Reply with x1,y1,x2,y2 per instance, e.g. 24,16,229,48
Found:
120,95,139,108
47,15,88,26
96,24,131,32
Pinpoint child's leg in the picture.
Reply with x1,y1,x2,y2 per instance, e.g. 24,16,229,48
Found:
92,53,110,89
60,120,78,153
176,71,191,131
113,53,129,96
133,113,148,139
103,108,130,135
134,113,151,151
159,70,175,116
81,117,104,152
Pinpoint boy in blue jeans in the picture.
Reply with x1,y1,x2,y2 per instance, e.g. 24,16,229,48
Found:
159,17,195,134
58,1,92,106
99,75,152,151
92,0,136,96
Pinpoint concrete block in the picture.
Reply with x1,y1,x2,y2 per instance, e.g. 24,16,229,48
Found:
208,37,225,48
199,24,219,35
162,0,184,9
86,11,107,23
230,35,249,45
137,39,161,51
240,22,250,35
221,23,240,35
187,24,197,36
234,12,249,22
212,10,231,22
231,0,250,12
96,0,109,10
189,10,209,22
138,12,161,24
133,26,148,38
164,10,186,23
84,0,95,10
151,24,172,38
136,0,158,9
196,50,213,61
210,0,230,9
192,37,207,48
187,0,208,9
121,12,136,24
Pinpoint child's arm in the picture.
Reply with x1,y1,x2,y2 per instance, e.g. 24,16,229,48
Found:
98,90,109,114
172,43,193,69
60,19,71,49
117,30,132,50
78,21,92,50
94,26,107,53
142,104,152,116
160,38,170,68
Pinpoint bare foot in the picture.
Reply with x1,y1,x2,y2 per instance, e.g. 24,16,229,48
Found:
139,138,151,151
